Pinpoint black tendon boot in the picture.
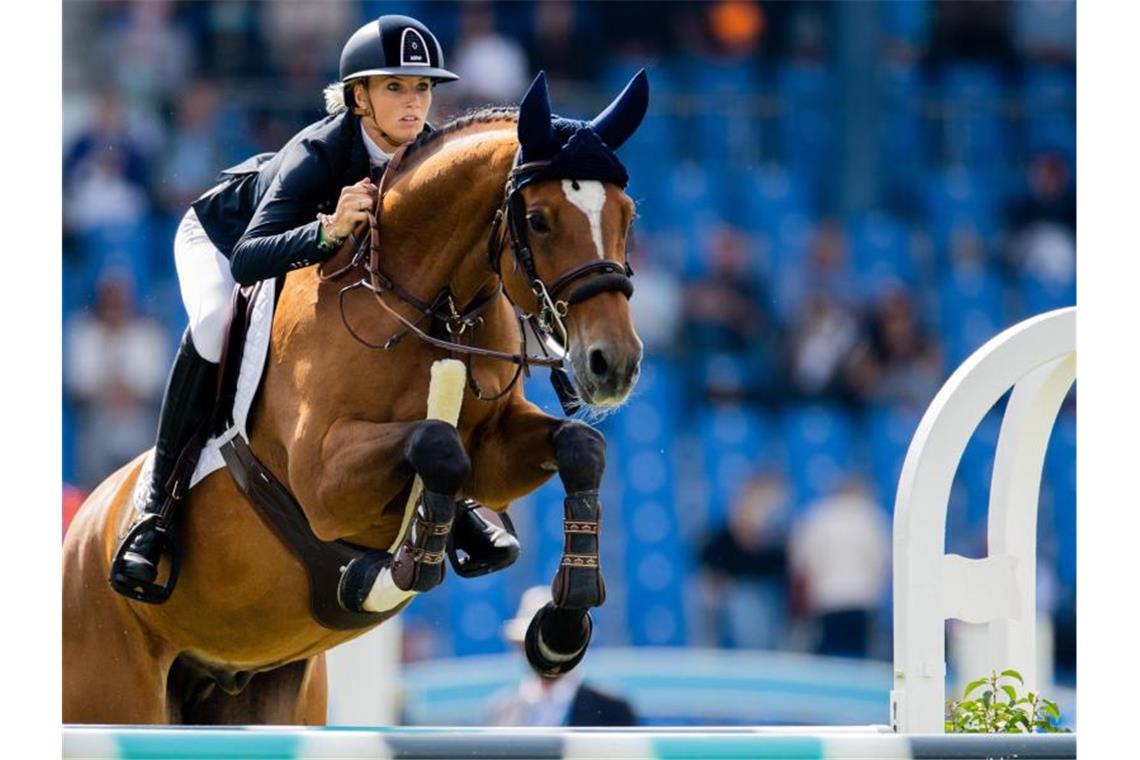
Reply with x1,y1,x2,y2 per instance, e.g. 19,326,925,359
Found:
109,330,216,603
447,499,520,578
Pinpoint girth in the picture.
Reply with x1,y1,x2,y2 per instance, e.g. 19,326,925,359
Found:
219,431,410,631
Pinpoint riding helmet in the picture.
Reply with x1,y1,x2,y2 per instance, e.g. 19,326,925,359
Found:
340,15,460,85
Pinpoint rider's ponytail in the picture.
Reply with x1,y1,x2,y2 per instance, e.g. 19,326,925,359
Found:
323,81,348,115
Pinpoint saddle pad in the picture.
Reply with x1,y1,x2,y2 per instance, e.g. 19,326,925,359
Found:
130,279,276,514
191,278,277,488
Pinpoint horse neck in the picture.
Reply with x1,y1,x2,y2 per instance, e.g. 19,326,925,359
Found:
380,129,518,309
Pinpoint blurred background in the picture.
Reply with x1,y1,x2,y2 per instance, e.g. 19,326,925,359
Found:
61,0,1075,728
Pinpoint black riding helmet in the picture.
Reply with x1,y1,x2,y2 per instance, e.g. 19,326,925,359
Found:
340,14,459,109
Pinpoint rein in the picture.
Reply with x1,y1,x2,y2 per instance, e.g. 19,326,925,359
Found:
317,144,635,411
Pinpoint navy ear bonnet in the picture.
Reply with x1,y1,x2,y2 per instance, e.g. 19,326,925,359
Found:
514,70,649,192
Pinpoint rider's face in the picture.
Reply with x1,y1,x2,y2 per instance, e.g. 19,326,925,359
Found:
358,76,433,148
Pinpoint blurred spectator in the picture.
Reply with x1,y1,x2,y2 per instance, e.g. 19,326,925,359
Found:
64,272,169,489
681,226,768,354
63,146,149,237
451,2,530,107
157,80,230,212
63,90,151,194
528,2,602,82
627,238,683,355
777,221,857,323
1009,223,1075,290
1012,0,1076,63
487,587,637,726
706,1,765,58
789,476,890,658
846,288,944,410
931,0,1013,65
1009,151,1075,233
100,0,196,102
695,473,790,649
786,293,860,403
262,1,351,91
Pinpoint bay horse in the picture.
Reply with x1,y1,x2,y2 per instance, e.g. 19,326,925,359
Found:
63,71,648,724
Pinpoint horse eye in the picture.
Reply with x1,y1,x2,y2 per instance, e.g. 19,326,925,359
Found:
528,213,551,234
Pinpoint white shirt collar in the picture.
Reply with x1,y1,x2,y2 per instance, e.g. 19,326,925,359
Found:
360,122,394,168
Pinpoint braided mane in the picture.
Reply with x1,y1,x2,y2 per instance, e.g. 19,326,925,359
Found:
395,106,519,173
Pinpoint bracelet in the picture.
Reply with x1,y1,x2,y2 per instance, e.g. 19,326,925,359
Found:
317,213,346,253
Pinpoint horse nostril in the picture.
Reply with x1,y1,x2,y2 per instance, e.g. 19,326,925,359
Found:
589,347,610,378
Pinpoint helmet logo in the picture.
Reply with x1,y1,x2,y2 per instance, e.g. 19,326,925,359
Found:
400,28,430,66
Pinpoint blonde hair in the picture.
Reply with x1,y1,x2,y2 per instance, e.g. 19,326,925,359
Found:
324,78,369,116
323,81,349,115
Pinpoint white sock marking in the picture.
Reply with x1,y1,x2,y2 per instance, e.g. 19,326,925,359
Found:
561,179,607,259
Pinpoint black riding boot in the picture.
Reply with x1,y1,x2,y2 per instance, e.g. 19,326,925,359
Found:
448,499,521,578
110,330,216,602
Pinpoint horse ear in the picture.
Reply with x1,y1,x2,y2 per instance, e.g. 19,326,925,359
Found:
517,71,554,162
590,69,649,151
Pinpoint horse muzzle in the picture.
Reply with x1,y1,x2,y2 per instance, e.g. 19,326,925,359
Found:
570,340,642,408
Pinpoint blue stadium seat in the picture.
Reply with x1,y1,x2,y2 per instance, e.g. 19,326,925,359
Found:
446,570,512,657
938,63,1010,171
924,166,1001,263
781,404,856,507
880,0,931,48
866,404,922,509
879,59,928,202
697,404,777,529
1041,408,1076,596
846,212,919,297
776,61,835,205
654,162,730,277
937,268,1007,366
1022,66,1076,166
951,407,1003,549
1020,271,1076,316
684,56,762,168
732,164,810,239
625,549,689,647
77,219,153,297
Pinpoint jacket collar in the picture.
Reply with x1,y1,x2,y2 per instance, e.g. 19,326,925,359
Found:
340,112,372,187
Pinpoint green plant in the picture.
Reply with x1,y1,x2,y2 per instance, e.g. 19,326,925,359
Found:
945,669,1069,733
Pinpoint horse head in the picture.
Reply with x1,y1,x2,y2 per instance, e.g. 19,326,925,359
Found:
506,70,650,409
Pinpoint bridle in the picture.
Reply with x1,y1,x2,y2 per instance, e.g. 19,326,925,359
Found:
318,145,635,413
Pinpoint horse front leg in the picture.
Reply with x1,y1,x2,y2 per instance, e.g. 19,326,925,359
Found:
467,402,608,677
290,417,469,613
526,418,608,676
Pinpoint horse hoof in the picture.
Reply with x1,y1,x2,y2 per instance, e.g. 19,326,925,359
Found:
524,602,592,678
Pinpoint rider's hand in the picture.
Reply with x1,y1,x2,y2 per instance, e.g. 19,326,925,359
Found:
327,178,377,239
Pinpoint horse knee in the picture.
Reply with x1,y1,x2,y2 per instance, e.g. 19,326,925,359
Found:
551,420,606,492
405,420,470,494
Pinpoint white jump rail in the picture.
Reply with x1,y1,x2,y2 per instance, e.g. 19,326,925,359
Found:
891,307,1076,733
62,725,1076,759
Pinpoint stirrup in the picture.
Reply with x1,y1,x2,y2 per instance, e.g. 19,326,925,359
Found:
109,513,182,604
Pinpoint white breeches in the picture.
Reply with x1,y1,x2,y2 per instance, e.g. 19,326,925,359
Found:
173,208,234,363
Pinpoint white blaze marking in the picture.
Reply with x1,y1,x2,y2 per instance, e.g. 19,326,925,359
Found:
561,179,607,259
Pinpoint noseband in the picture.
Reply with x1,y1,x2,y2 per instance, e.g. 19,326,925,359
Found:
319,147,635,413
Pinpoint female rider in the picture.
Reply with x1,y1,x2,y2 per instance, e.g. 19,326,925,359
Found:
111,15,519,601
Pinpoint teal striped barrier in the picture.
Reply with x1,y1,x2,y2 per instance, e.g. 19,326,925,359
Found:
64,726,1076,760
